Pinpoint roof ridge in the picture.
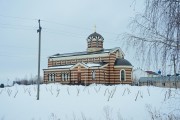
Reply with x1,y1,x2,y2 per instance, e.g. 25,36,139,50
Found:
49,48,117,58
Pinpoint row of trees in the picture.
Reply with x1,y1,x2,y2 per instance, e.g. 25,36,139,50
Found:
125,0,180,75
13,76,43,85
0,84,4,88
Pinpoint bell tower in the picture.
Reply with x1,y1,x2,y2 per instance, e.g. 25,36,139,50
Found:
87,30,104,52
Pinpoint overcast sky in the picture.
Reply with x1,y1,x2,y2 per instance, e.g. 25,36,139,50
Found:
0,0,145,82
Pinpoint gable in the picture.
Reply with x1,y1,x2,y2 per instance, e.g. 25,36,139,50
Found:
110,47,125,58
70,63,88,70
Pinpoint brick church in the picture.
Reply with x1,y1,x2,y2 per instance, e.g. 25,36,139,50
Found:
43,31,133,85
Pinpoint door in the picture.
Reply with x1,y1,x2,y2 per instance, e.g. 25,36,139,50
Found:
77,72,81,84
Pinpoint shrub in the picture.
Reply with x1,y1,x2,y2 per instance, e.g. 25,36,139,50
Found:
0,84,4,88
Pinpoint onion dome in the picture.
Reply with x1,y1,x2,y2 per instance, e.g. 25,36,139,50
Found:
87,32,104,41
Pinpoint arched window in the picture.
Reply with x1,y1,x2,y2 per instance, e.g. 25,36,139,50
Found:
96,40,99,47
103,71,106,80
48,73,55,81
67,73,69,81
62,73,64,81
48,73,52,81
120,70,126,81
92,70,96,80
64,73,66,81
65,73,68,81
52,73,55,81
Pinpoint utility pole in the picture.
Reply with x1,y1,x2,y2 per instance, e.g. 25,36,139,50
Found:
37,19,42,100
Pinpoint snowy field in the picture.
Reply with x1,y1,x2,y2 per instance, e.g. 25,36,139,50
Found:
0,84,180,120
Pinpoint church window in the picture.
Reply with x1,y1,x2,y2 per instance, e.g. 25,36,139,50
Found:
52,73,55,81
65,73,69,81
48,73,55,81
96,41,99,47
64,73,66,81
120,70,126,81
62,73,64,81
48,74,51,81
92,70,96,80
62,73,70,81
67,73,69,81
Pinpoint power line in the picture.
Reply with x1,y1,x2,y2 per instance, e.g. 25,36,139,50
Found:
0,53,49,60
0,54,36,58
41,20,91,31
42,29,121,42
0,14,91,32
0,25,36,31
0,14,123,44
43,29,86,39
0,14,38,21
0,25,120,42
41,19,121,35
0,44,37,50
0,14,121,36
0,22,37,29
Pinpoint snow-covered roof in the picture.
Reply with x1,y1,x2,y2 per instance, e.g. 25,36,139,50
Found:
48,65,73,69
49,47,124,58
86,63,101,67
114,58,132,66
44,62,107,71
145,71,159,75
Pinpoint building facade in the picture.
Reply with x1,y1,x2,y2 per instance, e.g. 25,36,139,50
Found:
43,32,133,85
139,76,180,88
133,68,159,83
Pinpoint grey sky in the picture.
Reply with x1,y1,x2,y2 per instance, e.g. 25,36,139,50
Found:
0,0,144,81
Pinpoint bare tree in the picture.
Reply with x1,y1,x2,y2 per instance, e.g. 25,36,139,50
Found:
124,0,180,74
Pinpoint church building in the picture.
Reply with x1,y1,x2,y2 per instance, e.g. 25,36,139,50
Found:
43,31,133,85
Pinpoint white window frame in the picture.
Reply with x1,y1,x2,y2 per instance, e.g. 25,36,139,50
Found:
65,73,68,81
66,73,68,81
52,73,55,81
62,73,64,81
92,70,96,80
48,73,52,81
48,73,55,82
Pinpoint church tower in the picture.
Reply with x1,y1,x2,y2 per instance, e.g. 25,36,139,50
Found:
87,31,104,52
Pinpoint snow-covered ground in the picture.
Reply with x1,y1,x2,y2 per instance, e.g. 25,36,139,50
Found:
0,84,180,120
